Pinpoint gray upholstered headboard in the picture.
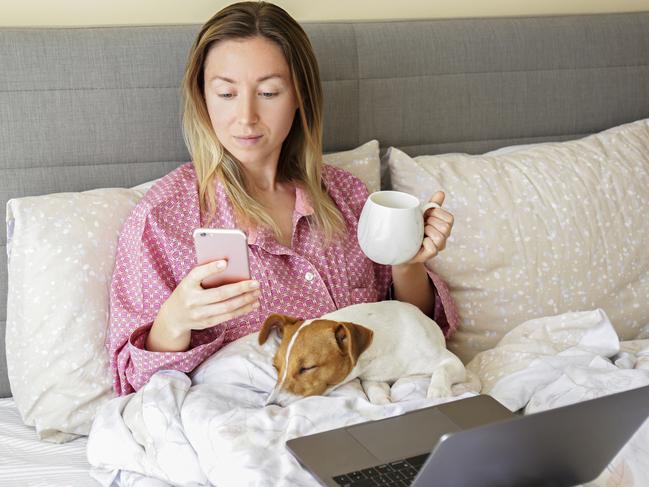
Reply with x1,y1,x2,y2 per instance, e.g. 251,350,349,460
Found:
2,12,648,397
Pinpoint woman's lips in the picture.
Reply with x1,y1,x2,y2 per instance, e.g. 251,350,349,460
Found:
234,135,263,147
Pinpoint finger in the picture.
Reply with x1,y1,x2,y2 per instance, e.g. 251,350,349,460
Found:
196,292,261,327
194,288,260,319
421,237,439,258
410,231,441,262
424,225,446,251
189,260,228,286
426,216,453,237
409,245,429,263
200,279,260,304
427,208,454,226
424,192,447,219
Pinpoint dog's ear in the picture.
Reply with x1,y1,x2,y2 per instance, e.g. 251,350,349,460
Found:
258,314,300,345
334,322,374,366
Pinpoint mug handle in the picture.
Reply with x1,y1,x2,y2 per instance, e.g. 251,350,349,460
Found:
421,201,440,215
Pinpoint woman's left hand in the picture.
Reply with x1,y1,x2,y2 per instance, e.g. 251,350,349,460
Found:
402,191,454,265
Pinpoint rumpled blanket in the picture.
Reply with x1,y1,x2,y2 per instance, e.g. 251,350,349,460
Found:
468,308,649,486
87,308,649,487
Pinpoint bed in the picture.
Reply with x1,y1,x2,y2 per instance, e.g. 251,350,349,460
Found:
2,11,649,486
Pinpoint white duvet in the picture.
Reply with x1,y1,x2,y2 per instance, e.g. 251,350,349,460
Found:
87,308,649,487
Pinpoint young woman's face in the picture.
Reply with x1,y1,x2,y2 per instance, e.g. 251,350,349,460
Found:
203,36,299,171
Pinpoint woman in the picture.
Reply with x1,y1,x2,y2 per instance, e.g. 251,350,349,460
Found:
107,1,458,396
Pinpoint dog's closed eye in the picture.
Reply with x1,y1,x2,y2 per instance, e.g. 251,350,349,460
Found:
299,365,317,374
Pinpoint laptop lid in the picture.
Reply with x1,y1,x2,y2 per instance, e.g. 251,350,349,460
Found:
412,385,649,487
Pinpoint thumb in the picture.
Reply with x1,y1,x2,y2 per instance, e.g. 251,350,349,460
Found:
192,259,227,283
430,191,445,206
430,191,446,206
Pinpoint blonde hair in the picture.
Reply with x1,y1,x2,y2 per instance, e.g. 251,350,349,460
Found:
181,1,344,243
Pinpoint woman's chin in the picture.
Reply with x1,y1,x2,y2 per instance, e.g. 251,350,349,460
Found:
225,146,280,168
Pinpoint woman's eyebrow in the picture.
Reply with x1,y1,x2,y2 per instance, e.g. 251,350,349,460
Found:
209,74,285,84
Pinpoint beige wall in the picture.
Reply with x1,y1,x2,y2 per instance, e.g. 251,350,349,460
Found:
1,0,648,27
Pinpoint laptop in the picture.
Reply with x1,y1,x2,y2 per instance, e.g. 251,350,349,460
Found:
287,385,649,487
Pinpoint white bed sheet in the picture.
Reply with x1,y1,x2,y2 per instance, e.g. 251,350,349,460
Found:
0,398,96,487
87,308,649,487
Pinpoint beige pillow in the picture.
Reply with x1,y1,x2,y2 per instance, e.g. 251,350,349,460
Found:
388,119,649,363
4,142,380,442
324,139,380,193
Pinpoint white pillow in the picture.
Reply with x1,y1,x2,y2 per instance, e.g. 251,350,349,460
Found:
388,119,649,363
4,141,380,442
5,187,147,443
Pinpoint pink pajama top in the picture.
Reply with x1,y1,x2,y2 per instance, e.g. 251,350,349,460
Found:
107,162,460,395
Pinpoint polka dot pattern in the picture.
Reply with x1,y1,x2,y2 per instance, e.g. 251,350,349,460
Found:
389,118,649,363
108,162,458,395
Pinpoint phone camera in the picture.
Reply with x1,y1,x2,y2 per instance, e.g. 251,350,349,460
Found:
200,232,207,237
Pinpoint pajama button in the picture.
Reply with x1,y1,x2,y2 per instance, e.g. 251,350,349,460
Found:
305,272,315,282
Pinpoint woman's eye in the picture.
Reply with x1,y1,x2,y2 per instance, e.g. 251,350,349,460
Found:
216,92,278,99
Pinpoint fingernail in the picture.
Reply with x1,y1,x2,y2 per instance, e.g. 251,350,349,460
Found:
252,301,260,309
250,281,260,289
215,260,226,270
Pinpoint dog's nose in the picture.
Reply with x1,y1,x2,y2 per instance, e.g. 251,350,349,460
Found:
265,389,279,406
265,398,279,406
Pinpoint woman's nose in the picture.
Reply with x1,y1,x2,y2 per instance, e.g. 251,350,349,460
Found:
237,93,258,125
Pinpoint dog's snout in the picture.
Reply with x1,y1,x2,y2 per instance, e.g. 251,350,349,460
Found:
264,395,278,407
264,387,301,407
265,388,280,407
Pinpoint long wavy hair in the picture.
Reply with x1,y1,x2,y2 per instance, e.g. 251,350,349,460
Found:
181,1,344,243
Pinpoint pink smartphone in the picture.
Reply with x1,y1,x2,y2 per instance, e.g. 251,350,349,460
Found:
193,228,251,288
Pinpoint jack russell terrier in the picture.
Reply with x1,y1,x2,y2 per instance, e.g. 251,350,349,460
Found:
258,300,467,407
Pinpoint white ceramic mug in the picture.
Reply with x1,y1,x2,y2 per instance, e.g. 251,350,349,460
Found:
357,191,439,265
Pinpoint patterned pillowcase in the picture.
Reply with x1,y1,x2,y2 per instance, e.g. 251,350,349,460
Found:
388,119,649,363
4,141,380,442
6,187,146,443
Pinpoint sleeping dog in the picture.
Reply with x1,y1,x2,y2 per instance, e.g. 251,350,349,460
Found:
258,300,467,407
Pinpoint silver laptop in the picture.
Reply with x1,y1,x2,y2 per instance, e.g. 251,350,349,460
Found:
287,385,649,487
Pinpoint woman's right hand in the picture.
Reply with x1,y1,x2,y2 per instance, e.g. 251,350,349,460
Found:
147,260,261,352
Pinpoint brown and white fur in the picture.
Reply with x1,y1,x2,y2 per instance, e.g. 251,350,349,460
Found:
258,301,466,407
